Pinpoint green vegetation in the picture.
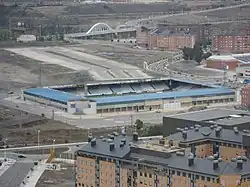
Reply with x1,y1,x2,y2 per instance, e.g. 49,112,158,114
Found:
182,41,212,64
0,29,10,41
135,119,143,130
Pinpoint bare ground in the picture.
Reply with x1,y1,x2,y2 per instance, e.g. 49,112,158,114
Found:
0,49,93,96
0,105,122,147
36,162,74,187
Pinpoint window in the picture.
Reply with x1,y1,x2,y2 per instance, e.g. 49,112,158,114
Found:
144,173,147,177
149,174,152,178
182,172,186,177
201,176,205,180
140,172,143,176
177,171,181,176
207,177,211,182
196,175,200,180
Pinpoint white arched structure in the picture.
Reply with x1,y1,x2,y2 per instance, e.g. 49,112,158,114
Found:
86,22,114,35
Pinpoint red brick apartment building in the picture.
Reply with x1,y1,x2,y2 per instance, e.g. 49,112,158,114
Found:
241,86,250,108
157,23,213,41
136,26,196,51
212,35,250,53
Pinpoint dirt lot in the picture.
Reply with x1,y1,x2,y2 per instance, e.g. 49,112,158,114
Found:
36,162,74,187
79,42,172,67
0,105,123,147
0,49,93,97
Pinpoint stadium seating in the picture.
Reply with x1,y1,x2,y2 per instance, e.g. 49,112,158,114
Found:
110,84,135,94
141,83,155,92
151,82,169,91
130,83,143,92
88,86,113,96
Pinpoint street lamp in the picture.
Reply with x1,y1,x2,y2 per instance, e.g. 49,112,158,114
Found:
37,130,40,149
4,138,8,161
53,139,55,149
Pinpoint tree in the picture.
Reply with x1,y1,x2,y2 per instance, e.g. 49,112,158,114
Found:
192,43,204,64
135,119,143,130
203,52,212,60
182,47,193,60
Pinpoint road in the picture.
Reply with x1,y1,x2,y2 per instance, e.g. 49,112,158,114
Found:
0,98,182,129
0,153,45,187
127,3,250,26
0,142,88,152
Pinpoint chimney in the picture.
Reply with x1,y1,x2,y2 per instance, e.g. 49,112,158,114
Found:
133,132,139,141
109,142,115,151
188,154,194,166
90,138,96,147
215,128,221,137
121,138,126,145
88,136,93,142
110,135,115,140
237,160,243,169
213,160,219,170
120,142,124,147
182,131,187,139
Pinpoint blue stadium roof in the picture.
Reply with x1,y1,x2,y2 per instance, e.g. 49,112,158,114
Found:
24,88,84,103
94,88,234,105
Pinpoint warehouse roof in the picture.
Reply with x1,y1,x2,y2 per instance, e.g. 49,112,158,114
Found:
23,88,84,103
94,88,234,105
166,108,250,122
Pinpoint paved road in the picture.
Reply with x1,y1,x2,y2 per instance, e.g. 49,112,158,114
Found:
127,3,250,26
0,98,181,129
0,153,44,187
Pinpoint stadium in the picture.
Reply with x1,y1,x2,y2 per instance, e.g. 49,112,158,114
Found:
21,78,235,114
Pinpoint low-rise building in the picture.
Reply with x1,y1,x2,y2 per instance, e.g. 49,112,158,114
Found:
163,108,250,135
206,55,241,71
75,131,250,187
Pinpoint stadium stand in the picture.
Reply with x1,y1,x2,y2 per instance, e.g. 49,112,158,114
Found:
130,83,143,92
141,83,155,92
88,85,113,96
151,82,169,91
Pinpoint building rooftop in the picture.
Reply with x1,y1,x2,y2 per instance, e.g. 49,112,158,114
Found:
77,133,250,176
128,152,250,176
23,88,85,103
94,88,234,105
166,108,250,122
167,126,248,144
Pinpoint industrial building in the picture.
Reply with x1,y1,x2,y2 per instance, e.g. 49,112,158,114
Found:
163,108,250,135
75,131,250,187
22,78,235,114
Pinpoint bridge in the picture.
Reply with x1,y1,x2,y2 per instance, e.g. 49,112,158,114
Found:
64,22,136,40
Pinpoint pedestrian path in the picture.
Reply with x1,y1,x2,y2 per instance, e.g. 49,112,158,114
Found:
20,159,47,187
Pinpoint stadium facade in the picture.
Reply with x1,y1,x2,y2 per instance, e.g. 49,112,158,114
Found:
21,78,235,114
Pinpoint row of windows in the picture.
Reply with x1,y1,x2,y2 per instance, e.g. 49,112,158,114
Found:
78,160,94,166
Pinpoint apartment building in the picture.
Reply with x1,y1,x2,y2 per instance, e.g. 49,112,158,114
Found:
241,86,250,108
149,29,196,51
157,23,213,42
75,131,250,187
212,35,250,53
168,125,248,162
